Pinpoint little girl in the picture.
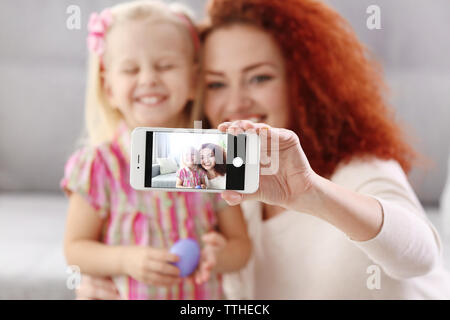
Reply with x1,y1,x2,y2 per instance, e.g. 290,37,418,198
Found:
61,1,250,300
176,147,206,188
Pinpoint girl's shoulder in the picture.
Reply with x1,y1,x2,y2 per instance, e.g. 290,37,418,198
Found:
60,144,114,218
60,139,129,216
62,141,117,179
65,136,129,176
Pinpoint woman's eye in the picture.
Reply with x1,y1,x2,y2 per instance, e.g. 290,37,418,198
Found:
249,75,273,84
207,82,225,90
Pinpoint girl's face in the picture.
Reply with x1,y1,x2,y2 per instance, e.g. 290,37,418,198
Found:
183,150,196,168
103,20,196,128
202,24,290,128
200,148,216,171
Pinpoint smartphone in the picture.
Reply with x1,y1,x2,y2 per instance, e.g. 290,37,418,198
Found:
130,127,260,193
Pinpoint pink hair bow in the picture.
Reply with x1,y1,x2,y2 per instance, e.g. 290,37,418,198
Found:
87,9,113,58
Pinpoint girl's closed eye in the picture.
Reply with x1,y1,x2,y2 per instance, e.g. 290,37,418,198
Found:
121,65,139,75
156,61,177,71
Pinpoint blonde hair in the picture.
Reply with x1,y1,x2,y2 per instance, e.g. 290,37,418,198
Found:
84,0,198,146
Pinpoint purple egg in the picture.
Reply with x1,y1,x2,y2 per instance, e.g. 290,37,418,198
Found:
170,239,200,277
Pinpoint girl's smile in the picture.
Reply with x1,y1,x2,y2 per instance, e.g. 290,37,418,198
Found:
103,20,196,128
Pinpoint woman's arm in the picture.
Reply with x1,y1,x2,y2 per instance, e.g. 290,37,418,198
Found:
292,173,383,241
214,204,252,273
195,204,251,283
64,193,127,276
219,120,441,278
218,120,383,240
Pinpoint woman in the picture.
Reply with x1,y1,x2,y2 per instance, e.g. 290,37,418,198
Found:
200,143,227,190
76,0,450,299
199,0,450,299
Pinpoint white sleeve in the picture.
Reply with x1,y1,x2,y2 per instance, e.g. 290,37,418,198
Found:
332,158,443,279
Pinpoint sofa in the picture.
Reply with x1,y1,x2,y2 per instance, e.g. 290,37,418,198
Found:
151,164,178,188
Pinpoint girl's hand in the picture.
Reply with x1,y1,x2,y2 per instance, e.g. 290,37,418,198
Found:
218,120,316,210
201,184,207,189
194,232,227,284
76,275,121,300
122,246,182,287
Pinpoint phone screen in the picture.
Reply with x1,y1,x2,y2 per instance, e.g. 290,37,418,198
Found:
144,131,246,190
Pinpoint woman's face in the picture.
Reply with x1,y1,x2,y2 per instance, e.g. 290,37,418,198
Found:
202,24,290,128
200,148,216,171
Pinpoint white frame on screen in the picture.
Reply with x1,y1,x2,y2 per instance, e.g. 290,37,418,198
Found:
130,127,260,193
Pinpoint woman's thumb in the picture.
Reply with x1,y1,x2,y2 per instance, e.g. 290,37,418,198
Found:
221,190,258,205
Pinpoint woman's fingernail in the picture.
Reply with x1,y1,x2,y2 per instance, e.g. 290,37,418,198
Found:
228,193,242,202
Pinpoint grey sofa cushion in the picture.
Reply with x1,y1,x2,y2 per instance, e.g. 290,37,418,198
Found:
152,173,177,188
0,194,76,300
151,164,161,178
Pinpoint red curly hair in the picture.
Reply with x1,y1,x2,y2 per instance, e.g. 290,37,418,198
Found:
200,0,417,178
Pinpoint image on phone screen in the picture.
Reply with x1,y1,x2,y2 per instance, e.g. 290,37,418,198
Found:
145,131,246,191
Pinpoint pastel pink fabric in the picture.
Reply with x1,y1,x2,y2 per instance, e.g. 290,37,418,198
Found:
87,9,113,58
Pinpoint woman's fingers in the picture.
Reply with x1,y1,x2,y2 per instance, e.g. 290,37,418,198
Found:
194,263,212,284
221,191,244,205
202,231,226,247
218,120,271,134
217,122,232,132
221,190,259,206
76,275,121,300
90,276,119,292
78,287,121,300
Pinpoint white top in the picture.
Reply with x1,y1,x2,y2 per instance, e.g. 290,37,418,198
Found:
223,158,450,299
205,174,226,190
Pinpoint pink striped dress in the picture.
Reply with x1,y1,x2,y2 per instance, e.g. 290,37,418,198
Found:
177,167,206,187
60,123,224,300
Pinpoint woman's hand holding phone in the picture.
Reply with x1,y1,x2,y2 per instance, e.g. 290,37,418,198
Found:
218,120,317,210
130,127,259,193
